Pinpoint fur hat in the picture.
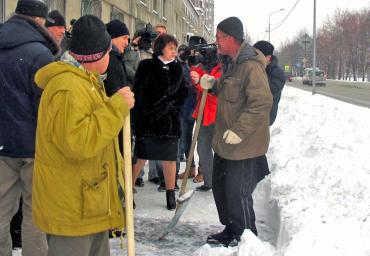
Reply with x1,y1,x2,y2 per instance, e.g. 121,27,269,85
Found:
106,19,129,39
45,10,66,28
70,15,112,63
217,16,244,40
253,40,274,56
15,0,48,18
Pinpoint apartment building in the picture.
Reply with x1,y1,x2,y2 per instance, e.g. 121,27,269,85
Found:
0,0,214,44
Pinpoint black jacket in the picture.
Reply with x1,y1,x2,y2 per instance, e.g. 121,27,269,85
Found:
266,55,285,125
104,46,130,96
133,56,188,138
0,15,58,158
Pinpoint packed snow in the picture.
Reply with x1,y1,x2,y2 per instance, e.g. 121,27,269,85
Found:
12,86,370,256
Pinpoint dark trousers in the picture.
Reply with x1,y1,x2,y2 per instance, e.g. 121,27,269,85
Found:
10,198,23,248
255,154,270,183
180,116,195,167
212,153,258,237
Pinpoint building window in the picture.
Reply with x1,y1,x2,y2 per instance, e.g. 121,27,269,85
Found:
45,0,66,15
153,0,159,12
81,0,102,18
110,6,124,21
0,0,4,23
162,0,166,18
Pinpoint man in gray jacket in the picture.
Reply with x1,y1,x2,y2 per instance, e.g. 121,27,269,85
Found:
198,17,272,246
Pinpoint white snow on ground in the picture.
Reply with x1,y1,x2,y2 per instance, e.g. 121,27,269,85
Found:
12,86,370,255
114,86,370,256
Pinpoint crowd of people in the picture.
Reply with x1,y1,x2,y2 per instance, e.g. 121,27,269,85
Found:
0,0,286,255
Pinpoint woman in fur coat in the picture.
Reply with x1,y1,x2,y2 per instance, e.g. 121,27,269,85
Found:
132,34,187,210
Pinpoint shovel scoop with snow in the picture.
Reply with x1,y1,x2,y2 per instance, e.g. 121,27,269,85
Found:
159,89,208,240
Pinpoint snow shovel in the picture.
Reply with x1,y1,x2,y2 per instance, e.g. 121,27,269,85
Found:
159,89,208,240
123,114,135,255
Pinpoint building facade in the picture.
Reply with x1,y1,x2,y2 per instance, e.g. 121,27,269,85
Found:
1,0,214,44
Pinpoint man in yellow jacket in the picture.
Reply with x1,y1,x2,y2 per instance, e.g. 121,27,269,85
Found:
33,15,134,255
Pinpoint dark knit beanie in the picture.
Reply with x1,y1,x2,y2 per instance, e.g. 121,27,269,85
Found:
45,10,66,28
70,15,112,63
106,19,129,39
188,36,207,46
217,16,244,40
15,0,48,18
253,40,274,56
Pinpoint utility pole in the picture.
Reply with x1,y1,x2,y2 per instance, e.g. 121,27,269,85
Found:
302,33,310,68
312,0,317,94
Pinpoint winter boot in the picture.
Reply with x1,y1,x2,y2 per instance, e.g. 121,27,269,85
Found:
193,167,204,183
158,181,166,192
166,190,176,211
206,227,235,247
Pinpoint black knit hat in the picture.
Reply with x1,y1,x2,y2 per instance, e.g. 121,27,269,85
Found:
45,10,66,28
70,15,112,63
15,0,48,18
217,16,244,40
188,36,207,47
106,19,129,39
253,40,274,56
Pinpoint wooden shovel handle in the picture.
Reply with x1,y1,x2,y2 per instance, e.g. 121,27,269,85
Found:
123,114,135,255
179,89,208,197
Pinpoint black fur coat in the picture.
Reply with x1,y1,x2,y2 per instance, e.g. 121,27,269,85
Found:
133,55,188,138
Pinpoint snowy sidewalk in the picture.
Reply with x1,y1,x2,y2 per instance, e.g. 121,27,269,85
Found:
110,87,370,256
13,87,370,256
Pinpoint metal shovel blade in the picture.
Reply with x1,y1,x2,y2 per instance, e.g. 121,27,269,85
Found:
158,190,194,240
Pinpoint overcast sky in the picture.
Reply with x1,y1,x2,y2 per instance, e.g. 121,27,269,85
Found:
214,0,370,49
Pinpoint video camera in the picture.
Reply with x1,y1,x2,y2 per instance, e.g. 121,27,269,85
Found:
181,43,218,66
135,23,158,51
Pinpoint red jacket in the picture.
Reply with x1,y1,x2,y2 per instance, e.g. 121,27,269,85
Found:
191,64,222,126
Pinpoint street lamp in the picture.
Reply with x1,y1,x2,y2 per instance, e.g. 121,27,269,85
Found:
268,8,284,42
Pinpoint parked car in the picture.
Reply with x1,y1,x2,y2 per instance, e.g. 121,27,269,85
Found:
302,68,326,86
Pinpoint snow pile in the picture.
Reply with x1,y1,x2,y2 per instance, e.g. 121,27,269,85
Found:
194,230,275,256
13,87,370,256
267,88,370,255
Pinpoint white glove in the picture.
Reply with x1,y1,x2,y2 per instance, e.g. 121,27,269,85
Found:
200,74,215,90
223,130,242,144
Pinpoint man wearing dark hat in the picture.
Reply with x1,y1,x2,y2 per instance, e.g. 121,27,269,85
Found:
0,0,59,255
196,16,273,246
253,40,286,183
32,15,134,255
45,10,66,45
105,19,130,96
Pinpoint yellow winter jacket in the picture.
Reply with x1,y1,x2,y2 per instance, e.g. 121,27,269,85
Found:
32,61,129,236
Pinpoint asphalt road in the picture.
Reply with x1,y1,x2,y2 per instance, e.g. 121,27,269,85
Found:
287,78,370,108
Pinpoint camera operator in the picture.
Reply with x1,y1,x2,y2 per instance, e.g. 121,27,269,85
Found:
123,23,159,83
187,36,222,191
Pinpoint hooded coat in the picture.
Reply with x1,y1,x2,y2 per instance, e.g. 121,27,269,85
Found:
32,61,129,236
0,14,58,158
212,42,273,160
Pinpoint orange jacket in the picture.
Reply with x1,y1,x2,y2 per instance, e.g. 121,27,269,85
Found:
191,64,222,126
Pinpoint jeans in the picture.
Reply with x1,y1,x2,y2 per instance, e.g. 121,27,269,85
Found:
197,124,214,187
180,116,195,167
